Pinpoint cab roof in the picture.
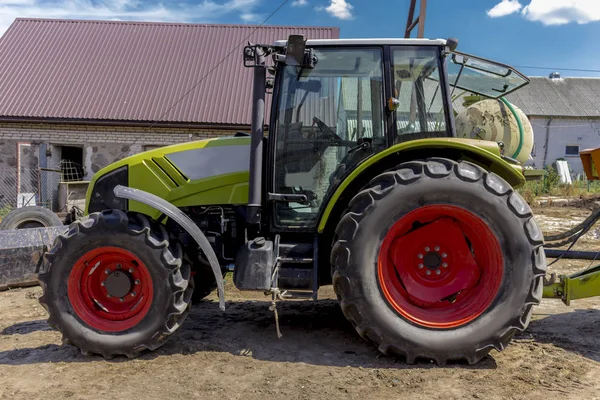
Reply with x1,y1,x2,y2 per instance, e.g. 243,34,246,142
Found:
273,38,447,47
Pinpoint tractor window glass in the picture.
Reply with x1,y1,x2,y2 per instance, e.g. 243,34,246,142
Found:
446,51,529,99
273,47,385,228
392,46,448,143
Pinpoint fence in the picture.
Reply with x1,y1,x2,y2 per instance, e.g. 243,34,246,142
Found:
0,167,62,214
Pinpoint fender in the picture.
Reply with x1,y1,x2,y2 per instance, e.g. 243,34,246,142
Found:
318,138,525,233
113,185,225,311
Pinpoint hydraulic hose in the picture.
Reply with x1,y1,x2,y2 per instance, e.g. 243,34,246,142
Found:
500,97,524,159
544,208,600,243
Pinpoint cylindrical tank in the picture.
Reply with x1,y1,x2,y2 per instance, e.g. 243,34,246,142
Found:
455,98,534,164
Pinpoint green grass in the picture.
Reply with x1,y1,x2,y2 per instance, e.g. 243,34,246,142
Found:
0,204,12,224
517,166,600,204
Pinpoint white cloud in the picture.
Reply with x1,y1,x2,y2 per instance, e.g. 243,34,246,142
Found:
291,0,307,6
487,0,600,25
486,0,522,18
240,12,262,22
0,0,261,36
522,0,600,25
324,0,353,20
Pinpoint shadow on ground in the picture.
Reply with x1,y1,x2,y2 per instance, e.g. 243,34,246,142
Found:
0,299,499,369
519,309,600,363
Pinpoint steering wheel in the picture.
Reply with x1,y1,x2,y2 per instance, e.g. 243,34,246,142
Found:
312,116,342,141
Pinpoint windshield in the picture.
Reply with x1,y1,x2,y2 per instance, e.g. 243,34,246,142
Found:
391,46,449,143
446,51,529,98
272,47,385,228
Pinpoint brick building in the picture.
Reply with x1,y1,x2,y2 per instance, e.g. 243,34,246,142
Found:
0,18,338,209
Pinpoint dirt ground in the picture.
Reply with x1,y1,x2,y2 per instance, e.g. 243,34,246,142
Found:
1,207,600,400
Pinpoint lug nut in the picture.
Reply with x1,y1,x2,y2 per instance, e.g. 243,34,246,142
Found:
116,264,122,269
442,262,448,268
434,246,440,251
435,269,441,275
426,270,431,275
107,294,111,298
418,263,424,269
129,268,134,273
101,281,106,287
105,269,111,275
425,246,430,252
131,291,137,297
135,279,140,285
119,297,125,302
442,253,447,258
418,254,423,259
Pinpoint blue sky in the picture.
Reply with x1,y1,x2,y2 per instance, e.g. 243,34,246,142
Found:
0,0,599,77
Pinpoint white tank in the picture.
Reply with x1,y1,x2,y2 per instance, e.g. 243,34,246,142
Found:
455,98,534,164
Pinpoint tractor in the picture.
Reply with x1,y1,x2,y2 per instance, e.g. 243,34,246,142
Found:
37,35,546,365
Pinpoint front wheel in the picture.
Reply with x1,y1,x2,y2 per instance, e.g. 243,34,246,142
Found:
331,158,546,364
38,209,194,358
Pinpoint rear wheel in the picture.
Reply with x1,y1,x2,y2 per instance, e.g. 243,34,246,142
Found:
331,158,546,364
38,209,193,358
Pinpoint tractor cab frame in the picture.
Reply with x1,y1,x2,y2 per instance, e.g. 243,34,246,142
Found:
243,36,529,234
230,35,530,296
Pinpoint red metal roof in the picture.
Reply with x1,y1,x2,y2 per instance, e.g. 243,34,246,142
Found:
0,18,339,125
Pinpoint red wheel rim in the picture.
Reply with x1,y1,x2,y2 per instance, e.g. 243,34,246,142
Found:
68,246,153,332
378,205,503,329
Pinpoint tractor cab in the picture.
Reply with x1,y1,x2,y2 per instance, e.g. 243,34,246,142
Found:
247,36,529,230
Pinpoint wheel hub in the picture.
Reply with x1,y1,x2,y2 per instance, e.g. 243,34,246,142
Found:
105,270,133,298
423,252,442,269
378,205,504,329
67,246,153,332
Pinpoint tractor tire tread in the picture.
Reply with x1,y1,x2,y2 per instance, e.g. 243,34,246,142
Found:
330,158,544,365
38,209,193,358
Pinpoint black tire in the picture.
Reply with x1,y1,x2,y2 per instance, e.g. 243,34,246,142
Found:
0,206,63,230
331,158,546,365
187,253,219,303
38,209,194,359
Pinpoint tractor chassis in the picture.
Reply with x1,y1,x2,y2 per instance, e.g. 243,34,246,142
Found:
2,207,600,308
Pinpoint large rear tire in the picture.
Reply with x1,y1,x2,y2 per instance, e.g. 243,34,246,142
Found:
38,209,193,358
331,158,546,364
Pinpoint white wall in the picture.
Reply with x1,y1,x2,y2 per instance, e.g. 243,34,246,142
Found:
527,117,600,176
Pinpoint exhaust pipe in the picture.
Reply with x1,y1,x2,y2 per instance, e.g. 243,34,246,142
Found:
246,46,266,225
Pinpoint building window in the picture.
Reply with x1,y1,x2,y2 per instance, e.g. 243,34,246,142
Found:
565,145,579,156
58,145,84,181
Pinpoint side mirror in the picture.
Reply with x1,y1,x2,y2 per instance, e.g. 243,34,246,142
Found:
279,34,316,68
285,35,307,66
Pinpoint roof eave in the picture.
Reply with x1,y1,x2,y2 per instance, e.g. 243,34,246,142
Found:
0,116,255,130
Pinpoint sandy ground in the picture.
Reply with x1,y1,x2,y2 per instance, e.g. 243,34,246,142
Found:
1,207,600,400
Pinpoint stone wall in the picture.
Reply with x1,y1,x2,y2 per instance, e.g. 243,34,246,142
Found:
0,122,245,180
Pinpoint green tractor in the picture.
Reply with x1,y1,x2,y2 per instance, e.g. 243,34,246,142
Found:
38,36,543,364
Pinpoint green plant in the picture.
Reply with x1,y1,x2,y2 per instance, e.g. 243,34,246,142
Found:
0,204,13,223
543,165,560,194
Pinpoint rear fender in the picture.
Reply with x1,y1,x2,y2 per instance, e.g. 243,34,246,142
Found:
318,138,525,233
113,185,225,310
